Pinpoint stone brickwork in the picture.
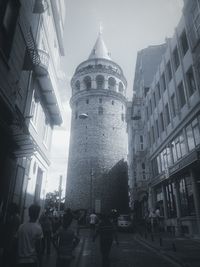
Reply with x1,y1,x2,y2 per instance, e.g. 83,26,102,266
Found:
65,42,129,213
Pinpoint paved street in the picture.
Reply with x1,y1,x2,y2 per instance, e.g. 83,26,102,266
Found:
42,229,181,267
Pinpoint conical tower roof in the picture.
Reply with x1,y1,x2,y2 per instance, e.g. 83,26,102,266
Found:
88,32,111,60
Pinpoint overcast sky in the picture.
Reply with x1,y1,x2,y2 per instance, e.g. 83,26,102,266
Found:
47,0,184,195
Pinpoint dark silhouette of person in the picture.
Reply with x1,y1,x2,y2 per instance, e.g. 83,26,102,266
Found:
93,214,115,267
17,204,43,267
2,202,20,267
53,213,80,267
39,210,52,254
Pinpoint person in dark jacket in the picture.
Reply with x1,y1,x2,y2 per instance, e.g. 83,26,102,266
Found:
93,214,116,267
39,211,52,254
53,213,80,267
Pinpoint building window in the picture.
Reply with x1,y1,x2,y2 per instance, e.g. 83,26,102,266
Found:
161,73,166,91
186,67,196,97
108,77,116,91
166,61,172,82
96,75,104,89
157,82,161,99
180,30,189,56
192,118,200,146
146,106,149,119
179,177,195,216
86,99,89,104
186,118,200,150
156,119,159,138
171,133,186,163
75,111,78,119
43,121,49,146
84,76,92,90
173,46,180,71
177,81,186,108
160,112,164,132
153,92,156,108
165,182,176,218
140,135,144,150
170,93,176,118
148,131,151,147
165,103,170,125
180,133,187,157
75,80,80,91
121,113,125,122
30,93,39,126
99,98,102,103
151,126,155,144
98,106,103,115
0,0,20,58
149,99,152,115
119,82,124,93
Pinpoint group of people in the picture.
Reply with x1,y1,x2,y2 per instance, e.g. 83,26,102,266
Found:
1,204,120,267
1,204,80,267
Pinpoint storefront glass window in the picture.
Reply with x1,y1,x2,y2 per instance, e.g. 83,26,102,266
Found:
155,187,164,216
186,124,195,151
172,140,177,163
180,133,186,156
166,147,172,166
157,156,161,174
175,137,181,159
179,177,195,216
192,119,200,146
166,182,176,218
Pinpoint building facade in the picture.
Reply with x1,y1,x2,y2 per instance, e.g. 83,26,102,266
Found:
128,5,200,236
0,0,66,221
66,32,129,213
127,44,166,218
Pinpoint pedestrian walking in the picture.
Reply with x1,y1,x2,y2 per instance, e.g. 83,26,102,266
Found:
89,211,98,232
53,213,80,267
39,210,52,254
2,202,20,267
93,214,116,267
110,209,119,245
17,204,43,267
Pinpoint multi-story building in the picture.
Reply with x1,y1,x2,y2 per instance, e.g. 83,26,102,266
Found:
0,0,66,221
127,45,166,218
65,32,129,213
129,8,200,236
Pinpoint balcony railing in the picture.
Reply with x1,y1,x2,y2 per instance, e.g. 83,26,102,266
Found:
34,49,50,76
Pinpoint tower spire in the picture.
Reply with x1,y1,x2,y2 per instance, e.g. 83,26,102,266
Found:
88,26,111,60
99,22,103,35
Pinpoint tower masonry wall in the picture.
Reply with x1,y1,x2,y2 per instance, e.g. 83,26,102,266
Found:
66,89,128,212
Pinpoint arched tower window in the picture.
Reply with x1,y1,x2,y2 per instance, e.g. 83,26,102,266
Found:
84,76,91,90
75,80,80,91
119,82,124,93
108,77,116,91
96,75,104,89
98,106,103,115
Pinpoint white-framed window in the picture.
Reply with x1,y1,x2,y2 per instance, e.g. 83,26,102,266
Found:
30,92,39,127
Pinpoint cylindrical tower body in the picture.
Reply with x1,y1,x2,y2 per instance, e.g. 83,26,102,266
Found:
66,34,129,213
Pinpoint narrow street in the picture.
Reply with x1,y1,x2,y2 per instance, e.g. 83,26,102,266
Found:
42,229,180,267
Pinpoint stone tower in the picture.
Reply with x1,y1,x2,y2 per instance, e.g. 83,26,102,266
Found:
65,32,129,213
